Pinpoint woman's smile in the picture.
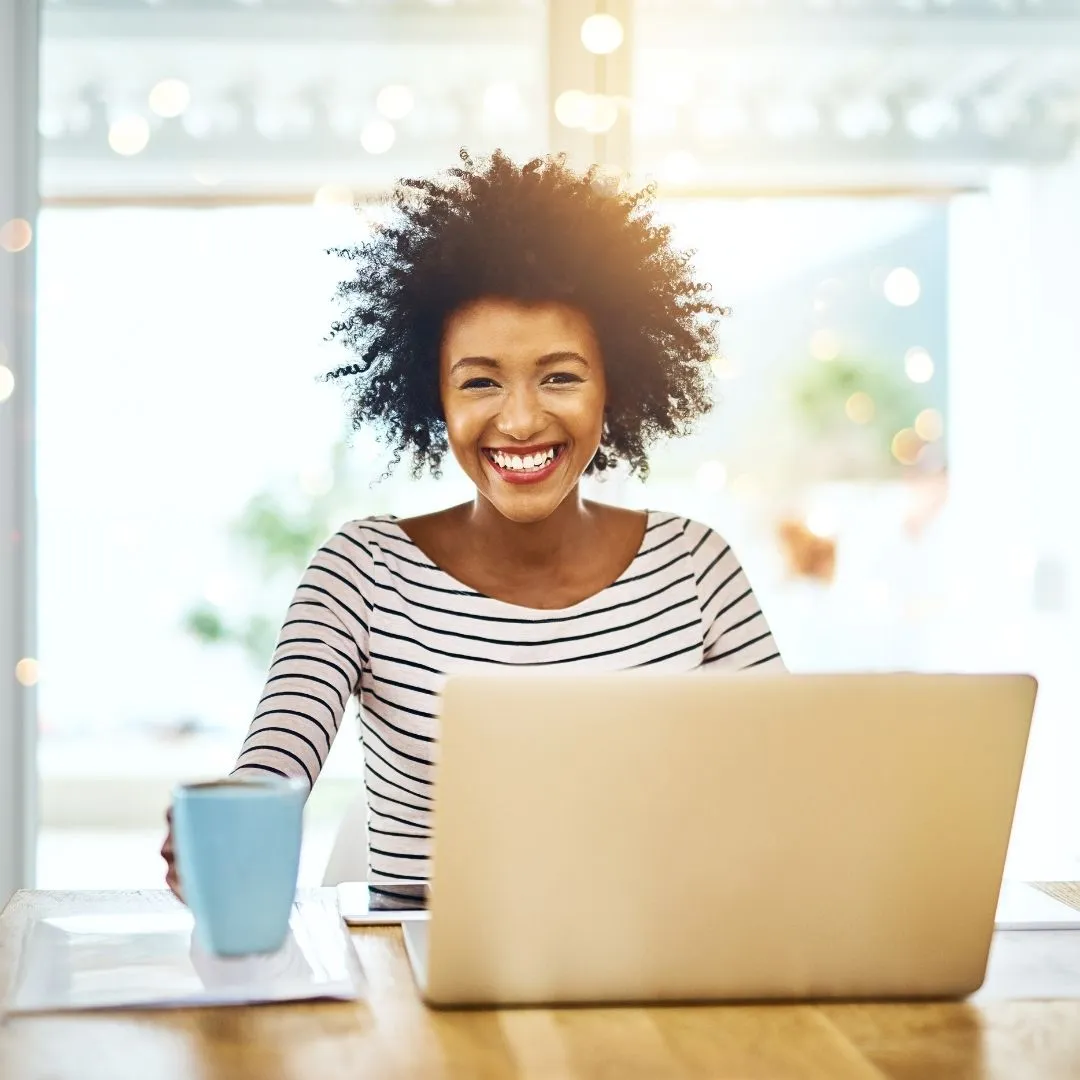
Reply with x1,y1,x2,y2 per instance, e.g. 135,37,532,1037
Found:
482,443,566,484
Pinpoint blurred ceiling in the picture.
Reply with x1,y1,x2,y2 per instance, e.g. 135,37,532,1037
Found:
39,0,1080,200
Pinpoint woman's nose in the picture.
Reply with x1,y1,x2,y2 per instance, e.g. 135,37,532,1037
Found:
495,387,545,440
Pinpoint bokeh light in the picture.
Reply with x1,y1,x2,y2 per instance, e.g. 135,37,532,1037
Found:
905,98,961,140
0,218,33,253
904,346,935,383
108,115,151,155
915,407,944,441
555,90,618,132
695,460,728,493
845,391,875,424
376,84,414,121
580,13,624,55
891,427,923,465
192,165,224,187
148,78,191,119
360,119,396,154
15,658,39,687
836,97,892,140
313,183,354,210
883,266,921,307
810,328,840,362
581,95,619,134
0,365,14,403
554,89,590,128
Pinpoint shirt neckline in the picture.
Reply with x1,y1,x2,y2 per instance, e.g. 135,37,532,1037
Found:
376,509,661,615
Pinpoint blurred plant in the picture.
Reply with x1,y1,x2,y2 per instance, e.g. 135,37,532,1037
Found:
182,438,389,669
788,357,937,480
765,356,947,583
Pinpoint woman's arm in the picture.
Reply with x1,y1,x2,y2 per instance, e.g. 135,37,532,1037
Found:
231,529,372,788
684,520,786,672
161,528,371,898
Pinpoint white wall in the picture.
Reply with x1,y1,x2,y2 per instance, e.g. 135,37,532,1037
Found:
947,156,1080,876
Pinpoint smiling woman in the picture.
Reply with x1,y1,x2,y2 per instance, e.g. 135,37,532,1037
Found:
441,301,605,519
161,150,786,893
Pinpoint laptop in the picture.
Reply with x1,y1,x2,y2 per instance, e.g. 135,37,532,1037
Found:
401,671,1037,1007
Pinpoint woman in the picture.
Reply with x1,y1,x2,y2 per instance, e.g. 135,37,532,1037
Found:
163,150,784,895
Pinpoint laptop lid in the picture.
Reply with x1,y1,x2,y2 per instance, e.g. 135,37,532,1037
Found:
421,672,1035,1006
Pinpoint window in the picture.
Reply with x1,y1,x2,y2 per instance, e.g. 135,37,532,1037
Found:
26,0,1080,889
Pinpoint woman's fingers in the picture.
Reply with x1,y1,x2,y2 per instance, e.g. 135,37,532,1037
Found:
161,808,184,902
165,861,183,901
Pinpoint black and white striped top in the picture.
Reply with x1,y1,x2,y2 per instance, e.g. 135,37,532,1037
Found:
232,511,785,881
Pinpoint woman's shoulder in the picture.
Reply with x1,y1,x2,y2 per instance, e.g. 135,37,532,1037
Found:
311,515,420,570
337,514,409,544
643,511,727,546
642,512,739,572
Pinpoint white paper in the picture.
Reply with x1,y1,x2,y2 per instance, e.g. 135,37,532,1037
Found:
6,896,364,1014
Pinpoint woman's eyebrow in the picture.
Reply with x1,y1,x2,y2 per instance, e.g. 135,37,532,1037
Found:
449,356,499,375
537,351,589,367
449,351,589,376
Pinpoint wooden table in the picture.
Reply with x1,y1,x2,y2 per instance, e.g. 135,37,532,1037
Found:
2,886,1080,1080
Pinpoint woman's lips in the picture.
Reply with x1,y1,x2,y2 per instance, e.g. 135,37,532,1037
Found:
482,445,565,485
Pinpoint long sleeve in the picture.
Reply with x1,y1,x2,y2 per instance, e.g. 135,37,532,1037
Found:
231,527,371,790
683,519,786,672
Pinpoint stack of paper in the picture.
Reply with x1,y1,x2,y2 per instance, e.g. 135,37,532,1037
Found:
6,895,363,1014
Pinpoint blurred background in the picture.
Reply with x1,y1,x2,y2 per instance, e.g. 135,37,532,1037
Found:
11,0,1080,888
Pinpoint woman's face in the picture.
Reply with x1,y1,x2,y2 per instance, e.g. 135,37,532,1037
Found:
439,297,607,524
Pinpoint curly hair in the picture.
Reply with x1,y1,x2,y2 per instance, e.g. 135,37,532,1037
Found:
326,149,726,478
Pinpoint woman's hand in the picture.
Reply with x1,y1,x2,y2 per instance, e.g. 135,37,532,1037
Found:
161,806,184,902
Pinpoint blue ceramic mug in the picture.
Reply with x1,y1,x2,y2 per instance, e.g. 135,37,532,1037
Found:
172,776,306,956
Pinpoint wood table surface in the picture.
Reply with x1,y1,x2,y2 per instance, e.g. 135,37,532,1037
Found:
2,885,1080,1080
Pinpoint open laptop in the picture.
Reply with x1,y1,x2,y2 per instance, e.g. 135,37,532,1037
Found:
401,671,1037,1007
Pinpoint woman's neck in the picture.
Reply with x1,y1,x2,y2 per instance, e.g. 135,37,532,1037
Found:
465,489,596,574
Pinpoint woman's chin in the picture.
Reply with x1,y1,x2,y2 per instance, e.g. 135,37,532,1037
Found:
471,452,583,523
478,481,577,525
486,494,564,525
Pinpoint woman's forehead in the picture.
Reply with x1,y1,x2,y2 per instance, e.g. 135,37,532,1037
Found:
441,298,599,360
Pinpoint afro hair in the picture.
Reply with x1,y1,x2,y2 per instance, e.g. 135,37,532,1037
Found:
326,149,726,478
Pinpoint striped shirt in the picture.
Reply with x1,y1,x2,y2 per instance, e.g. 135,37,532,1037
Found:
232,511,785,881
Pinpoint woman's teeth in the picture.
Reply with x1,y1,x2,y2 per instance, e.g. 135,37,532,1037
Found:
488,447,558,472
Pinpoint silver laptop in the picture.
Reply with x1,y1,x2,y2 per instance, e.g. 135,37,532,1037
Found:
402,671,1036,1007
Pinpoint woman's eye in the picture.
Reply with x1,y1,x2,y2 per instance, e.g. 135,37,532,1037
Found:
544,372,583,385
461,377,499,390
